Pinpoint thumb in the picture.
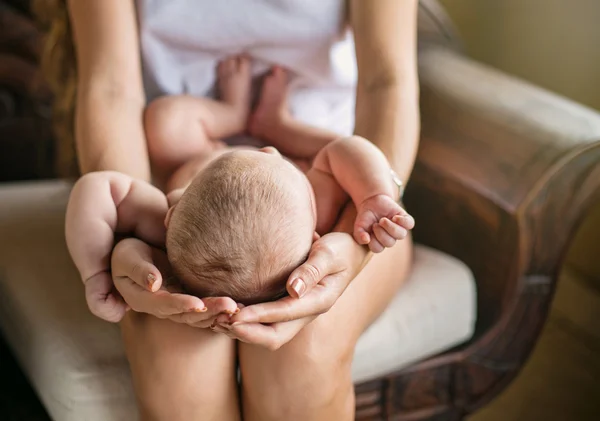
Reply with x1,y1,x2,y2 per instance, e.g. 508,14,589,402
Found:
286,237,341,299
85,272,128,323
112,239,163,292
130,260,163,293
353,209,376,246
353,226,370,245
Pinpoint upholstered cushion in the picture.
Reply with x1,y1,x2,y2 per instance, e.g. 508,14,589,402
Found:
0,181,476,421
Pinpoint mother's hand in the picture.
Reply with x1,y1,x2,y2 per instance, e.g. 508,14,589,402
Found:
111,238,239,327
214,232,368,350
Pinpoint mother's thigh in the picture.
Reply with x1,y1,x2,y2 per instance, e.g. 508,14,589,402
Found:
239,240,412,421
121,313,241,421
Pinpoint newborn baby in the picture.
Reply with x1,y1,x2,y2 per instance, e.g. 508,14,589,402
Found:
165,147,316,304
66,56,414,306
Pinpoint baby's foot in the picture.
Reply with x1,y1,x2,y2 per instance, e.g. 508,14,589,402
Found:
217,55,252,125
249,66,289,139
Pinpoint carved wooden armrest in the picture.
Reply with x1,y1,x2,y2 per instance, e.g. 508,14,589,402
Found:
0,1,53,181
375,47,600,419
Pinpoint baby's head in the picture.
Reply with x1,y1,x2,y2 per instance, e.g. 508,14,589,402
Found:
165,147,316,305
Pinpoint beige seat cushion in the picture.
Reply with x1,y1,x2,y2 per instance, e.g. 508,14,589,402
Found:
0,181,476,421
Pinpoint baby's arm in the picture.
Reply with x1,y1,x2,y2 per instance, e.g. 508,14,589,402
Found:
314,136,397,204
65,171,168,285
308,136,414,252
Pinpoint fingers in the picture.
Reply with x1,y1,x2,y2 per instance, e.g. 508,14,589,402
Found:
368,237,385,253
232,233,356,325
372,223,396,249
353,209,377,245
213,302,244,325
286,236,343,298
231,281,342,325
225,322,276,347
114,275,205,318
85,272,128,323
369,217,411,253
210,324,234,336
111,238,162,292
224,316,315,350
353,228,370,245
379,217,408,240
168,297,238,326
392,213,415,230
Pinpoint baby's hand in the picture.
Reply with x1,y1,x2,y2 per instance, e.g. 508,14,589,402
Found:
84,271,129,323
354,194,415,253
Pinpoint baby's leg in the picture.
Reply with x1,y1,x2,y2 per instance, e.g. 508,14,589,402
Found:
249,67,339,160
145,56,252,178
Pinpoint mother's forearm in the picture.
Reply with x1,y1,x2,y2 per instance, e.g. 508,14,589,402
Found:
354,82,420,183
76,90,150,180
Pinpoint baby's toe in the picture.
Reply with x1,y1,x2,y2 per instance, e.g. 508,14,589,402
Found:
217,58,232,77
236,55,251,73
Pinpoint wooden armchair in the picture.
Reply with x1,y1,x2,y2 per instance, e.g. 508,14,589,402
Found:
1,0,600,420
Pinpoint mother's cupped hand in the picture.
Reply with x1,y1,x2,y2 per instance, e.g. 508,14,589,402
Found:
111,238,239,327
213,232,368,350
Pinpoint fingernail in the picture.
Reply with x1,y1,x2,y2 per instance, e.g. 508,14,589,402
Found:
193,307,208,313
291,278,306,298
147,273,157,289
233,308,240,314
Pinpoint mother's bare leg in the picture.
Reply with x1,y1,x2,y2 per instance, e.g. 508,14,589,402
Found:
121,313,241,421
239,240,412,421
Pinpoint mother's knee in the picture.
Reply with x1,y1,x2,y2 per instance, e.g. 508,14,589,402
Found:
240,317,356,417
122,314,240,421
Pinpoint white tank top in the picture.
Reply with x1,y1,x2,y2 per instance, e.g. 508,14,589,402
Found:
136,0,357,135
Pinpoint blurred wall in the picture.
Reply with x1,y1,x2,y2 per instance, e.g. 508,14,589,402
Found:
439,0,600,111
438,0,600,281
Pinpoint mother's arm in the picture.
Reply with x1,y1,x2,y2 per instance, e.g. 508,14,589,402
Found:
67,1,224,323
289,0,420,292
219,0,419,347
352,0,420,183
68,0,149,179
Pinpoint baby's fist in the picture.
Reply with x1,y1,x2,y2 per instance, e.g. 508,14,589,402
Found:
85,272,128,323
354,195,415,253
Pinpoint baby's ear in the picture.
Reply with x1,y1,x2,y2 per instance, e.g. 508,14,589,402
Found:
164,206,176,229
164,188,185,229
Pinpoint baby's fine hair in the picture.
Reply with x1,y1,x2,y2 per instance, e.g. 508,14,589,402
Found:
166,153,312,304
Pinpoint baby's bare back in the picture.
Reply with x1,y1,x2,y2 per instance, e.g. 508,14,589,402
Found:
167,143,311,192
